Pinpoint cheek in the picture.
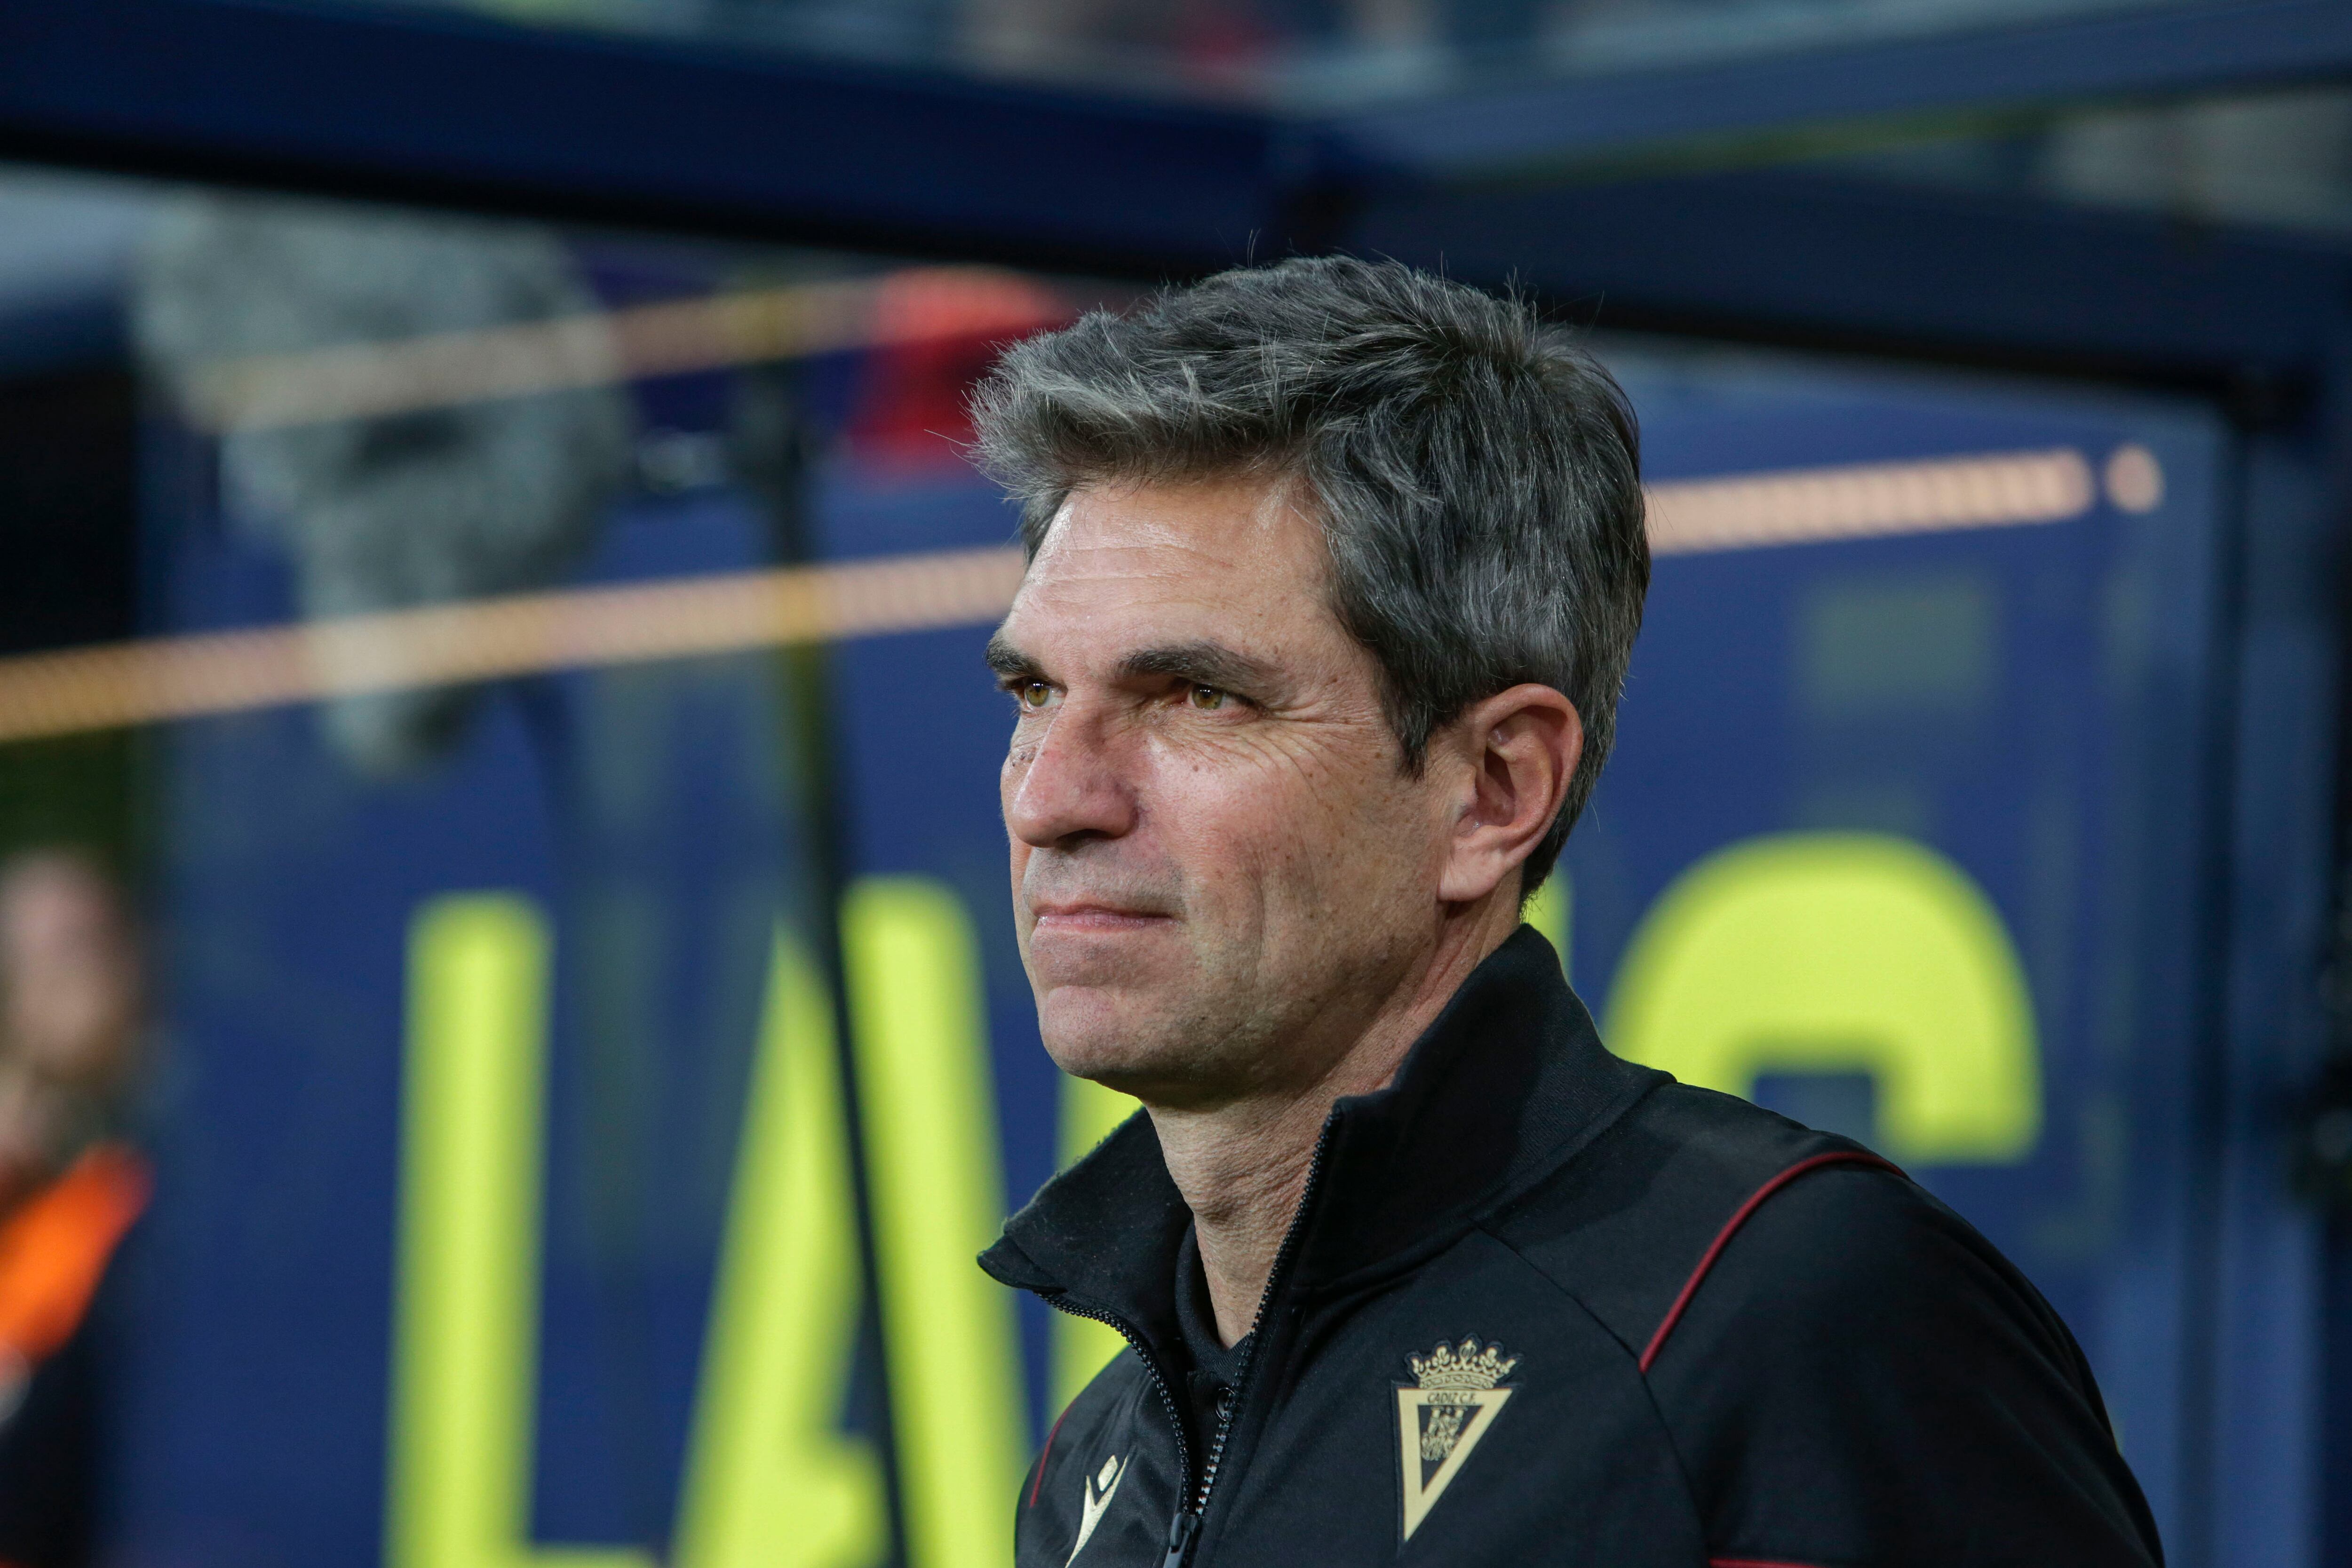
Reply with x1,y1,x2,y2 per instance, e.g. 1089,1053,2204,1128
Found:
1152,740,1418,898
1136,757,1271,881
1288,762,1446,913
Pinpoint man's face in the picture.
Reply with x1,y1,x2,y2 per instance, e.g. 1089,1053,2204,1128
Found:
0,856,138,1088
992,475,1457,1109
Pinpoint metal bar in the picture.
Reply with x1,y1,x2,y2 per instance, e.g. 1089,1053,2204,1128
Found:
0,0,1279,271
1325,0,2352,180
0,545,1029,744
0,444,2131,744
9,0,2352,273
180,267,1068,432
1352,169,2348,376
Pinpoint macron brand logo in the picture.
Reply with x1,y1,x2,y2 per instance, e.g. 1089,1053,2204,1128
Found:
1066,1452,1129,1565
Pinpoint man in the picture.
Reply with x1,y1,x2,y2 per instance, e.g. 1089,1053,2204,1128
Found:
974,258,2159,1567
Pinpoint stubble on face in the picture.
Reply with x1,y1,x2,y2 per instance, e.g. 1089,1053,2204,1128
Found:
992,475,1453,1113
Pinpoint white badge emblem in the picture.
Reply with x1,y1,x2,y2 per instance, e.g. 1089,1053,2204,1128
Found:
1394,1337,1518,1541
1066,1452,1129,1565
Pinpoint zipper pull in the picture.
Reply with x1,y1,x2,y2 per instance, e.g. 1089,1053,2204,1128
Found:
1161,1508,1201,1568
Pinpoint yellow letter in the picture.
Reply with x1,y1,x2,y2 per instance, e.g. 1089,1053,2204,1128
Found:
1526,873,1572,983
387,895,655,1568
1605,834,2040,1164
673,930,886,1568
842,879,1028,1568
1049,1075,1140,1412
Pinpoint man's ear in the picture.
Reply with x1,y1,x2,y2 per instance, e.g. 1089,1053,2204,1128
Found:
1436,685,1583,907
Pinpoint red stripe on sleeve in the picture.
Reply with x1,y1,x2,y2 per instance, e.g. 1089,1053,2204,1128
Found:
1638,1150,1900,1375
1029,1399,1077,1508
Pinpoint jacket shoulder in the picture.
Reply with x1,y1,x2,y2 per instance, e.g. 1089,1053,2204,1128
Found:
1484,1078,1875,1361
1645,1152,2161,1563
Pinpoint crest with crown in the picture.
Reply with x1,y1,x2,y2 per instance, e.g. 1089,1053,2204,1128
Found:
1407,1337,1520,1391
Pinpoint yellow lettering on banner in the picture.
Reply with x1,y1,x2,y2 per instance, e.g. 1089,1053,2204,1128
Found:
673,930,886,1568
842,878,1028,1568
386,895,655,1568
1051,1075,1141,1412
1605,833,2041,1165
1526,873,1573,982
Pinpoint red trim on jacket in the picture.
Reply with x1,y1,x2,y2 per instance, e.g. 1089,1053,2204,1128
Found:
1638,1150,1899,1375
1029,1398,1078,1507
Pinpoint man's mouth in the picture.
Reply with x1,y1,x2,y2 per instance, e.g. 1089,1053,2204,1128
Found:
1028,899,1172,931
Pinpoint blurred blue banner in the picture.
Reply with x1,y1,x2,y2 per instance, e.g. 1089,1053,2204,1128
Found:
110,343,2227,1568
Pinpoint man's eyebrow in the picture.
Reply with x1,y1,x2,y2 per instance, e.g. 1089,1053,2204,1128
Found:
984,633,1041,681
1118,642,1278,694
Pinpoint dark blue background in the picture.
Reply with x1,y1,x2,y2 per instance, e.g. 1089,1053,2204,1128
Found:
108,349,2227,1564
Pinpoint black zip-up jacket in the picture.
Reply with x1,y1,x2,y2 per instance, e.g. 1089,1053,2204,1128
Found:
981,927,2162,1568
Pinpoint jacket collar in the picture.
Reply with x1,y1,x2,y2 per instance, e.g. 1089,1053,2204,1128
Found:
979,925,1659,1353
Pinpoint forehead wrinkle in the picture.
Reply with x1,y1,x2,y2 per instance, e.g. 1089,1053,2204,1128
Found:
1035,531,1260,587
1041,474,1319,571
1006,476,1348,684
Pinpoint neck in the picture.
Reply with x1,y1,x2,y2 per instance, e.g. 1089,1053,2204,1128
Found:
1147,891,1524,1345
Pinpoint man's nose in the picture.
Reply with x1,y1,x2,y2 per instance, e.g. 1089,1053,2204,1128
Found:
1005,704,1137,848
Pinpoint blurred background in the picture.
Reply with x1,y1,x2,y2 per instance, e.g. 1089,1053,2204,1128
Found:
0,0,2345,1564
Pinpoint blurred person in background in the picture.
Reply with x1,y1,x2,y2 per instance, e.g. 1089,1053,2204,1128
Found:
0,850,150,1568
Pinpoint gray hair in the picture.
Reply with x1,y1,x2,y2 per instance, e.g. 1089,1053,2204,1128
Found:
969,256,1647,895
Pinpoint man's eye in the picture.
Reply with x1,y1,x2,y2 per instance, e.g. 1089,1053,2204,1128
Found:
1189,685,1228,711
1018,682,1054,710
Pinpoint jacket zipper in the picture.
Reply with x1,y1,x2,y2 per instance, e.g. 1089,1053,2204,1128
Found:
1046,1294,1194,1497
1160,1118,1338,1568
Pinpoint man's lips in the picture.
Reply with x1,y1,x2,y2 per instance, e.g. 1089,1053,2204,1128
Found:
1029,901,1172,931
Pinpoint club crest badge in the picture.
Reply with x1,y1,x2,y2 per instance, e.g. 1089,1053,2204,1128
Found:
1394,1337,1519,1541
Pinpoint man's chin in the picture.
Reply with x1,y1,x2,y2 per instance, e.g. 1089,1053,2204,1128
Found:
1038,988,1195,1087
